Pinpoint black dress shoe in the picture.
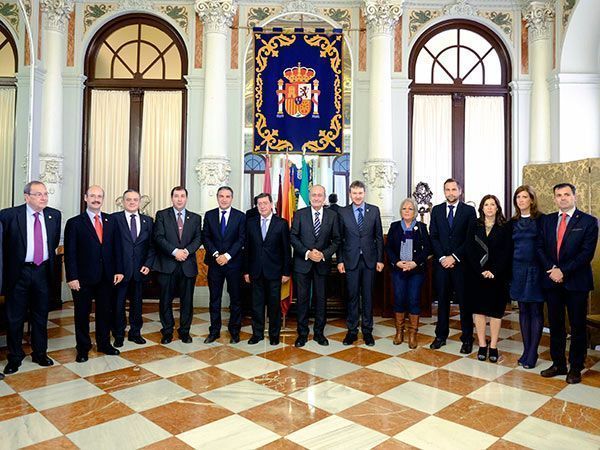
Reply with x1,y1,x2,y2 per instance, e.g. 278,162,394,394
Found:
180,334,193,344
429,338,446,349
98,345,120,356
540,365,568,378
3,361,20,374
32,354,54,367
269,337,280,345
363,333,375,346
128,336,147,345
566,368,582,384
248,336,263,345
342,333,358,346
161,334,173,344
295,336,307,347
76,352,88,363
460,342,473,354
114,337,124,348
203,334,219,344
314,335,329,346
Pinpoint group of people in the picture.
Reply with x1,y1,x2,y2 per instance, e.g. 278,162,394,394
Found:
0,178,597,386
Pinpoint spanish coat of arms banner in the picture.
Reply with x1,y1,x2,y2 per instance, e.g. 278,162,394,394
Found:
253,30,344,155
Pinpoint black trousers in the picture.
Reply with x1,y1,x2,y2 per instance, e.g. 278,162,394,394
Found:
73,277,113,352
6,263,50,363
207,264,242,336
157,265,195,336
112,278,144,339
346,256,375,334
545,287,589,370
433,264,473,343
295,268,327,337
251,275,282,339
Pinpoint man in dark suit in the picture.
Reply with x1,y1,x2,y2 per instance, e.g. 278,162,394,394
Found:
537,183,598,384
244,193,291,345
0,181,61,374
246,195,259,220
337,180,384,346
65,185,124,362
327,193,340,214
291,185,340,347
111,189,155,347
153,186,202,345
202,186,246,344
429,178,476,353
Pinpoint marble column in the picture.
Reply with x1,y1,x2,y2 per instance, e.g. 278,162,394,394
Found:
194,0,236,213
39,0,74,209
362,0,401,227
523,1,554,163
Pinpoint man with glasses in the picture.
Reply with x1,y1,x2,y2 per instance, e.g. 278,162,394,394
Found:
0,181,61,374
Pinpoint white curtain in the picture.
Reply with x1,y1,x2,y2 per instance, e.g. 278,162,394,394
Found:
140,91,182,216
464,96,505,208
89,90,130,213
0,87,16,209
412,95,452,207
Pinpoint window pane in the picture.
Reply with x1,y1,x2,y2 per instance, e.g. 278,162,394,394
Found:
105,24,138,50
141,25,172,53
433,62,454,84
139,43,160,76
116,42,138,75
95,44,113,78
483,50,502,84
415,50,434,83
424,29,457,57
0,41,15,76
463,63,483,84
164,46,182,79
459,48,479,80
113,57,134,79
459,29,491,58
437,47,458,79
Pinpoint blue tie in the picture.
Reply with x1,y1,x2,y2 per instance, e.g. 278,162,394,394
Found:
220,210,227,236
357,207,364,232
314,211,321,238
448,205,455,228
130,214,137,242
261,218,267,240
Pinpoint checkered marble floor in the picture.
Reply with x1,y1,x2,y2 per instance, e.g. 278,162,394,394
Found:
1,302,599,450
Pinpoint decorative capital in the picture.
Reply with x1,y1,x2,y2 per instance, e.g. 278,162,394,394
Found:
363,159,398,198
523,1,555,41
39,154,64,186
443,0,478,17
363,0,402,37
40,0,75,33
119,0,154,11
195,157,231,186
195,0,237,34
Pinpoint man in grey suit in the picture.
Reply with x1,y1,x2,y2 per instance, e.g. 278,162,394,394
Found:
290,185,341,347
337,181,384,346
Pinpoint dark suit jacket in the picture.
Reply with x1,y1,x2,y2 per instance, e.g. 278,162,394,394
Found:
202,208,246,269
290,207,340,275
244,215,291,280
429,202,477,263
337,203,384,270
328,204,340,214
113,211,155,282
0,204,62,294
385,221,432,273
536,209,598,291
465,221,512,281
152,208,202,278
64,211,122,285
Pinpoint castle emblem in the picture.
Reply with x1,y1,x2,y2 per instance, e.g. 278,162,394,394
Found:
276,63,321,119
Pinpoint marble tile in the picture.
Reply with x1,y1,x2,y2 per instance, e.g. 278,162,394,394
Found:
554,383,600,409
47,348,82,364
190,346,252,365
371,324,397,338
164,338,218,354
513,357,553,372
363,338,412,356
300,338,348,355
413,369,489,396
503,416,600,449
20,379,104,411
581,369,600,388
48,309,76,319
0,413,62,449
532,398,600,436
24,436,80,449
258,438,306,450
110,338,157,354
233,339,289,355
200,379,283,413
332,368,405,395
468,382,551,414
367,356,435,380
435,339,474,356
379,381,461,414
329,347,391,366
496,338,547,355
289,380,372,414
178,414,279,449
399,348,461,368
217,355,286,379
495,369,566,396
394,415,498,450
0,379,16,396
2,356,56,375
140,437,194,450
119,345,181,365
169,366,243,393
141,354,208,378
293,356,361,379
0,393,36,422
67,414,171,450
141,395,232,434
138,321,164,334
46,335,77,352
62,323,95,334
47,326,74,339
443,357,513,381
322,325,348,336
486,439,530,450
85,366,161,393
63,356,133,377
110,379,194,412
418,324,459,337
372,438,421,449
286,415,388,449
251,367,325,395
41,394,134,434
261,346,321,365
143,311,179,322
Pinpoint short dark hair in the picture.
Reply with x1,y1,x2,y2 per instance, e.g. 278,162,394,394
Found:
444,178,462,189
256,192,272,203
171,186,188,197
349,180,366,191
217,186,234,196
328,193,338,204
24,181,45,195
122,189,140,198
553,183,576,195
253,195,259,206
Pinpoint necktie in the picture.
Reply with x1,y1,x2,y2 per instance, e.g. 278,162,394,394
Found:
94,214,103,243
448,205,455,228
556,212,568,258
221,210,227,236
261,218,267,240
130,214,137,241
357,207,364,232
177,212,184,239
314,211,321,238
33,212,43,266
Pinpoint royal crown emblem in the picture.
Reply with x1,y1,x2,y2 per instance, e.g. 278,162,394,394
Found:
276,62,321,119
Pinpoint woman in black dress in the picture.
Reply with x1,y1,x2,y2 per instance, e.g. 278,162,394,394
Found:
466,195,512,362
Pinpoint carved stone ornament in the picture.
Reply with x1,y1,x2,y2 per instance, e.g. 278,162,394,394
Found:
443,0,478,17
363,0,402,37
39,154,64,185
120,0,154,11
362,159,398,197
195,157,232,186
195,0,237,34
281,0,317,15
523,1,555,41
40,0,75,32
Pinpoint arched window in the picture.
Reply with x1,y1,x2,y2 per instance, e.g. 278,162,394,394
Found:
0,21,17,208
83,14,188,214
243,153,266,207
332,153,350,205
409,20,511,209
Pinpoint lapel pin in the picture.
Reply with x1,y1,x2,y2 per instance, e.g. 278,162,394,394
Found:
366,208,369,213
48,216,52,219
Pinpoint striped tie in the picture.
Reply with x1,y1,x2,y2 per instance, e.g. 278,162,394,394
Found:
357,207,364,232
314,211,321,238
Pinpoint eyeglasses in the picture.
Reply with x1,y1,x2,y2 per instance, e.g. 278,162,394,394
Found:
27,192,49,198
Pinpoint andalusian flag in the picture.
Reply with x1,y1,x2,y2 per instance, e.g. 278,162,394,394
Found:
297,155,310,209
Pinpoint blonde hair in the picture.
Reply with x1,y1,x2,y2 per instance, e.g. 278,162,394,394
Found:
399,198,418,221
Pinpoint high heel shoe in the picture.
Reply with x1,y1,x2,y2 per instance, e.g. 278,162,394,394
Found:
488,347,499,363
477,343,488,361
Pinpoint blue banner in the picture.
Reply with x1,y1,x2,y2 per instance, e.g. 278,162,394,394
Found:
254,31,343,155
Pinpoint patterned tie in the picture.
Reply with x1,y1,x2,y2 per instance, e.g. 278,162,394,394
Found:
357,207,364,232
448,205,455,228
556,212,568,259
177,212,184,240
261,217,267,240
94,214,103,243
33,212,44,266
130,214,137,242
221,210,227,236
314,211,321,238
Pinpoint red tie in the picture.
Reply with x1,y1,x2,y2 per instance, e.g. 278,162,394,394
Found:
556,212,567,258
94,214,103,243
